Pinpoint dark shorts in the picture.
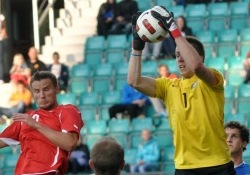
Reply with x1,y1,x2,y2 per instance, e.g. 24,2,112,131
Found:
175,161,235,175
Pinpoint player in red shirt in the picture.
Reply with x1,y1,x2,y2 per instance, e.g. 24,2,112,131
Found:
0,71,84,175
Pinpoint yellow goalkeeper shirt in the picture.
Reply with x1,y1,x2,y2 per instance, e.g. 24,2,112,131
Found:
155,68,231,169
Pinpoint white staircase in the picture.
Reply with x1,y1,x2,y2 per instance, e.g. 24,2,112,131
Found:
40,0,105,68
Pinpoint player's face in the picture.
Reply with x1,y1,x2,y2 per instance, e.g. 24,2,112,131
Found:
175,47,194,78
225,128,246,156
31,79,59,110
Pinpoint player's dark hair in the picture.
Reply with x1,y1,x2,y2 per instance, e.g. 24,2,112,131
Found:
90,136,124,175
186,36,205,63
30,71,58,88
225,121,249,151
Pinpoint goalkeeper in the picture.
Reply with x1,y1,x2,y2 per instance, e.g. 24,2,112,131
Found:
127,6,235,175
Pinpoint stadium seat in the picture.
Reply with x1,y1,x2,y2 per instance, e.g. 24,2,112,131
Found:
224,113,246,124
79,92,100,107
93,63,113,79
158,59,179,75
229,2,249,30
70,80,89,96
131,118,154,133
86,120,107,135
224,85,236,114
162,145,175,162
106,34,128,52
0,147,13,156
216,29,237,58
130,132,142,148
114,78,127,92
84,52,103,67
227,56,245,87
205,57,225,75
99,106,111,121
141,60,158,77
207,2,229,32
0,124,8,133
101,90,121,106
79,106,97,121
124,148,137,164
84,36,106,54
105,51,126,66
169,5,185,18
196,30,216,58
239,28,250,57
164,161,175,175
70,64,91,81
154,130,173,148
236,84,250,115
91,78,112,94
155,0,173,8
57,93,77,105
154,117,171,131
108,133,128,148
3,154,19,171
136,0,152,11
85,134,103,150
108,119,130,134
185,4,207,34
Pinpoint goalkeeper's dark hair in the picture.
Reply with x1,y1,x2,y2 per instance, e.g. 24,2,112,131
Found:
186,36,205,63
224,121,249,151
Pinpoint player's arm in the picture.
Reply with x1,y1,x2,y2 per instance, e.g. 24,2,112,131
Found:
127,12,157,97
175,37,219,86
12,113,78,152
151,6,218,86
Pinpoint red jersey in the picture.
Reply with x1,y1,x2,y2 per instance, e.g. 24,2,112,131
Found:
0,104,84,175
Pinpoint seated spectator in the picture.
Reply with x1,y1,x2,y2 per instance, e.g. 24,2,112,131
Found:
162,15,193,58
243,51,250,83
109,83,150,120
48,52,69,91
9,53,31,85
150,64,178,117
97,0,117,37
89,136,125,175
109,0,138,35
0,80,32,118
26,46,48,75
142,41,163,61
130,129,160,173
225,121,250,175
67,135,90,174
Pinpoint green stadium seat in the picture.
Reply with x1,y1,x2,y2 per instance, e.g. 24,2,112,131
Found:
57,93,77,105
205,57,225,75
124,148,137,164
84,52,103,67
224,113,246,125
155,0,173,8
106,34,128,52
70,80,89,96
114,78,127,92
162,145,175,162
224,85,236,115
236,84,250,115
105,51,126,66
79,106,97,121
0,124,8,133
3,154,19,171
70,64,91,81
84,36,106,54
141,60,158,77
158,59,179,75
0,147,13,156
93,63,113,79
99,106,111,121
186,4,207,34
101,91,121,106
169,5,185,18
196,30,216,58
85,134,103,150
130,132,142,148
91,78,112,94
239,28,250,57
229,2,249,30
108,133,128,148
108,119,130,134
131,118,154,133
79,92,100,107
86,120,107,135
136,0,152,11
154,130,173,148
154,117,171,131
207,2,228,32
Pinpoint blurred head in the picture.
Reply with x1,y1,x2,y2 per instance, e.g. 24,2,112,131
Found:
158,64,170,78
30,71,59,110
107,0,115,3
16,80,26,92
141,129,152,142
89,136,125,175
225,121,249,156
28,47,39,62
13,53,25,66
175,36,205,78
52,52,60,64
176,16,187,31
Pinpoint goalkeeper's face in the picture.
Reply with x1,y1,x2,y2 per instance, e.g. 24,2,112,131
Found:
175,49,194,78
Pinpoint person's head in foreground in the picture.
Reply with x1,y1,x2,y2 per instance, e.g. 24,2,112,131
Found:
225,121,249,157
29,71,59,110
89,136,125,175
176,36,205,78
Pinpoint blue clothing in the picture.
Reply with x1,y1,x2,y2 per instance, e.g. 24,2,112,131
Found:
130,137,160,173
121,84,150,105
235,162,250,175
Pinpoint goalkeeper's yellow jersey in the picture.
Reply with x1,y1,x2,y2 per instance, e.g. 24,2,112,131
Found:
155,68,231,169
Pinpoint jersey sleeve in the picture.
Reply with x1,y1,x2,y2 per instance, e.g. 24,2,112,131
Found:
155,77,172,99
209,68,224,90
0,122,21,145
60,105,84,136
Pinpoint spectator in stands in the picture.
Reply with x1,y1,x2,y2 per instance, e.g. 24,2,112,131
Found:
142,41,163,61
130,129,160,173
109,83,150,120
89,136,125,175
225,121,250,175
162,15,193,58
0,14,7,83
48,52,69,91
9,53,31,86
0,80,32,118
67,135,90,174
97,0,118,37
26,46,48,75
109,0,138,36
150,64,178,117
243,51,250,84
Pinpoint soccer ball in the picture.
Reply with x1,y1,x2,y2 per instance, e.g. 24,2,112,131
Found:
136,7,169,43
